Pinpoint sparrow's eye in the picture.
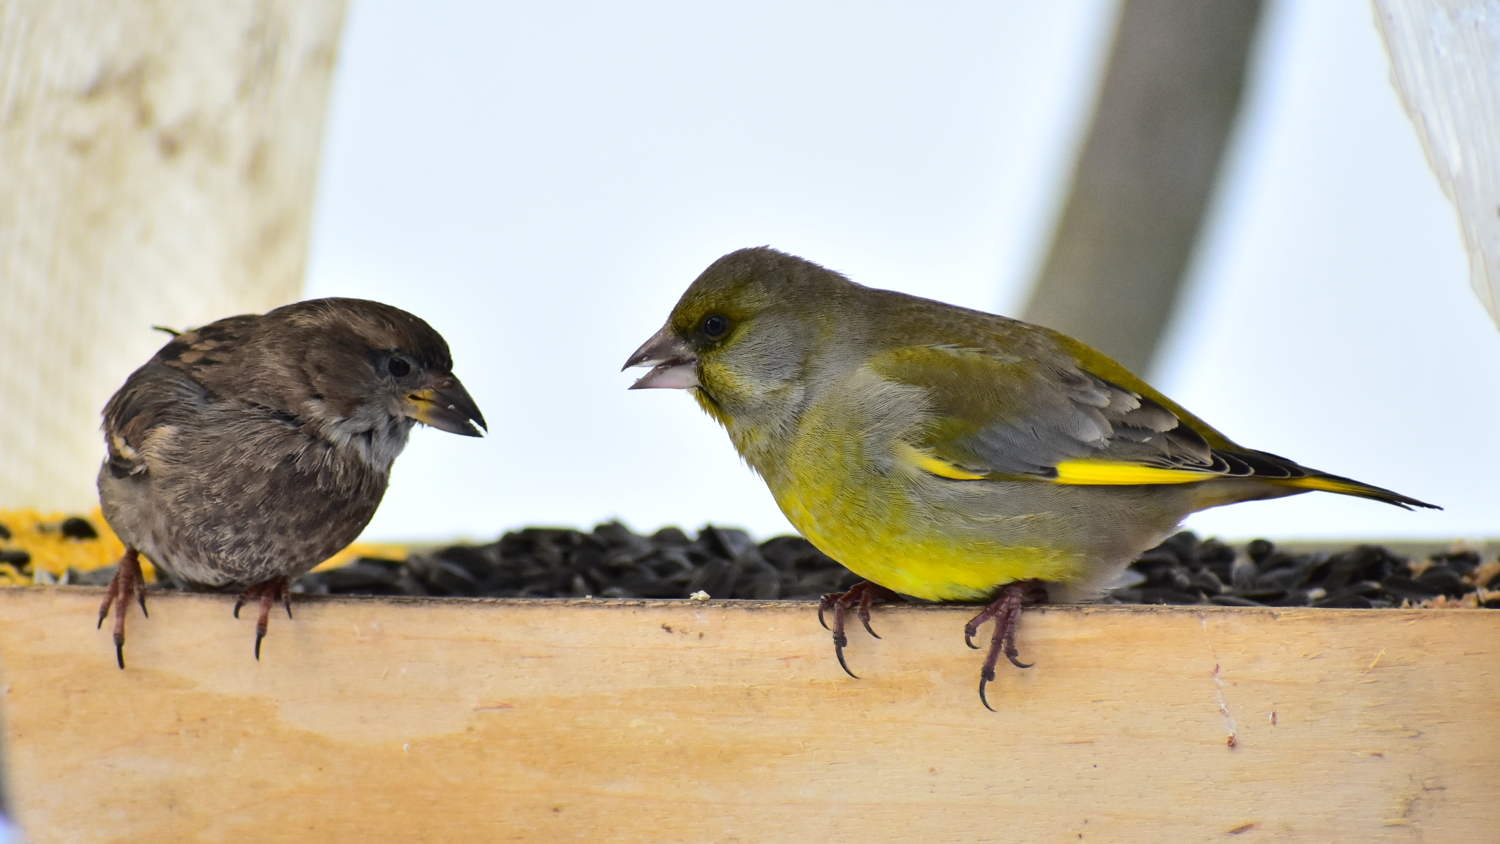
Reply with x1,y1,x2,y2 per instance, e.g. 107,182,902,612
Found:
386,356,413,378
702,314,730,339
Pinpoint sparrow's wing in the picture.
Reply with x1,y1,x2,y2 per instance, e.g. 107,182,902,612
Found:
102,315,262,478
101,363,214,478
151,314,263,394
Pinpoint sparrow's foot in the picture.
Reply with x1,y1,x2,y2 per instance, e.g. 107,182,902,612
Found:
817,581,906,679
964,580,1048,711
96,548,148,669
233,577,292,660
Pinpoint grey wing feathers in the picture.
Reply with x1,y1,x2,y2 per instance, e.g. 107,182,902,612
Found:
920,348,1298,481
951,360,1217,478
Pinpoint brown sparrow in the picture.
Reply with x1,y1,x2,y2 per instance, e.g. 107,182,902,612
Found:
97,298,486,667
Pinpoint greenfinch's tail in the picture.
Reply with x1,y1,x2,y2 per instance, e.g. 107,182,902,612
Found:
1262,471,1439,511
1211,447,1438,510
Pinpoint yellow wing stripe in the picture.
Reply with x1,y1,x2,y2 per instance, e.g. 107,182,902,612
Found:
896,442,989,480
902,448,1223,486
1052,459,1216,486
898,448,1413,502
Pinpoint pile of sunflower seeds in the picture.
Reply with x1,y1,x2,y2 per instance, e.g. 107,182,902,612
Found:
1105,531,1496,608
30,515,1493,608
295,523,862,601
279,523,1498,609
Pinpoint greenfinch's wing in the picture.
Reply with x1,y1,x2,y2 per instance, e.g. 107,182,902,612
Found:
867,344,1294,485
869,342,1432,509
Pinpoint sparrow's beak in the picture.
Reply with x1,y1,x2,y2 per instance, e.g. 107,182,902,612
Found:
623,327,699,390
408,374,487,437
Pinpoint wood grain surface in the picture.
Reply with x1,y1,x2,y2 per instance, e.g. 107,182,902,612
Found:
0,588,1494,843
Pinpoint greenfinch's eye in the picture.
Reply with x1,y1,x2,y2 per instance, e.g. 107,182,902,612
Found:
702,314,730,339
386,356,413,377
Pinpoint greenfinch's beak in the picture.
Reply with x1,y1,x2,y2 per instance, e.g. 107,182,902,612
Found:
623,327,699,390
407,374,487,436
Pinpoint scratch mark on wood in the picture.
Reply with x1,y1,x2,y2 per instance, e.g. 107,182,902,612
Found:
1201,614,1237,748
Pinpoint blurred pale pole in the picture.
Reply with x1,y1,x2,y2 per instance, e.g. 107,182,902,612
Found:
0,1,346,512
1023,0,1264,376
1373,0,1500,332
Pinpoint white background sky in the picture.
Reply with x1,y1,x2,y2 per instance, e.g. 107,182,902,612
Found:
305,0,1500,545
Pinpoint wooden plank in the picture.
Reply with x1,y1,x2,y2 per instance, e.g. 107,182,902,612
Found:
1,588,1494,843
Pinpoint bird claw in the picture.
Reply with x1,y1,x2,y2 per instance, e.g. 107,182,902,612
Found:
963,623,982,650
855,592,881,640
978,675,996,713
97,548,147,669
964,580,1048,710
234,577,291,661
816,595,834,631
818,581,904,679
833,630,858,680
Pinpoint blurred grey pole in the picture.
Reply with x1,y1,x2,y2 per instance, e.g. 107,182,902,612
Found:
1021,0,1265,376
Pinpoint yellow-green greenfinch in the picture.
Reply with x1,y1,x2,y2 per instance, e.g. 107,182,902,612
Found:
624,247,1437,708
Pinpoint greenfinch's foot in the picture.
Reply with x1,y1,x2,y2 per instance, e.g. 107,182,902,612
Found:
97,547,149,669
818,581,906,679
965,581,1049,712
233,577,293,661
